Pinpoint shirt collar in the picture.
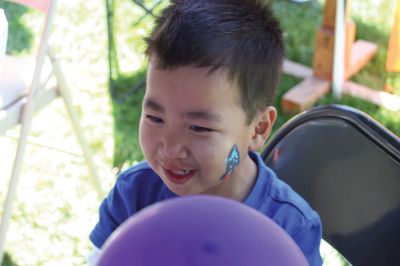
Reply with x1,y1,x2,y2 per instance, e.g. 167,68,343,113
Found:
243,151,273,209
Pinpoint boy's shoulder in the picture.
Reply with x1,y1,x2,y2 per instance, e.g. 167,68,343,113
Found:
90,161,173,249
249,152,320,223
118,161,158,182
119,160,155,178
115,161,171,198
268,174,319,221
249,153,323,265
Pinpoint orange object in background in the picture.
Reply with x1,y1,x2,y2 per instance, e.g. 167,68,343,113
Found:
386,0,400,72
8,0,51,12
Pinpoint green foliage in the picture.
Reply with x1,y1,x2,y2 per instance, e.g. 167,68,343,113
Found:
0,1,32,55
271,0,322,66
1,252,18,266
272,74,300,136
110,69,147,169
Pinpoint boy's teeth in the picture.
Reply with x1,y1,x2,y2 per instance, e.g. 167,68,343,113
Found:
174,169,189,175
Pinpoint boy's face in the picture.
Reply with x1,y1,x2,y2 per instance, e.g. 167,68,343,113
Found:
139,60,276,198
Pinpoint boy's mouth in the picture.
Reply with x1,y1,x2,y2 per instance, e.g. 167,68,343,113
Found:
162,166,195,184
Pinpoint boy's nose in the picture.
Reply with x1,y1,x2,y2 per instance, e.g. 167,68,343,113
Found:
160,132,188,159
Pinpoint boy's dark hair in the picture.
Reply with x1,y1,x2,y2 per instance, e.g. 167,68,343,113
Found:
145,0,284,123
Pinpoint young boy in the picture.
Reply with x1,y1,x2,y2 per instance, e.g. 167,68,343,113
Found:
89,0,322,265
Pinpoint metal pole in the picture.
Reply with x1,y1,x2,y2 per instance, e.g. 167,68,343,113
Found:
332,0,346,98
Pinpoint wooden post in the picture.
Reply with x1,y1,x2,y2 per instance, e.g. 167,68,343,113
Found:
385,0,400,93
386,0,400,73
313,0,355,80
281,0,379,113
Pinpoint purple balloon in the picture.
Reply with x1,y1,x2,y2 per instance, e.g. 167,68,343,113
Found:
97,195,308,266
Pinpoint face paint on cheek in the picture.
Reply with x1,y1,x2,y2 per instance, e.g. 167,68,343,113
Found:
219,144,240,181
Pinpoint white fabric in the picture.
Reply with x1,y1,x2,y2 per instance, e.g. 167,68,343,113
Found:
0,55,53,109
0,9,7,77
0,56,32,109
87,246,102,266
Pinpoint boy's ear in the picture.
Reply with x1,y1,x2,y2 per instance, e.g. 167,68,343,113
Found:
248,106,277,151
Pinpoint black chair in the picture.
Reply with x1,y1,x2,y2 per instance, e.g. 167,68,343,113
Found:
261,105,400,266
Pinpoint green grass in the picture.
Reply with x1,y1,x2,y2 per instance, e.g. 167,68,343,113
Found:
270,0,400,135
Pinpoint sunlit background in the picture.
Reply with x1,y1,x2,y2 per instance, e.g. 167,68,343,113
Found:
0,0,398,265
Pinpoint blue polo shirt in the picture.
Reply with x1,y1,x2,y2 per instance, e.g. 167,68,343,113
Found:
90,152,322,265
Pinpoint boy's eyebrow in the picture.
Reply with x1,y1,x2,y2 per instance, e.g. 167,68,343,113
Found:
143,98,222,122
185,111,222,122
143,98,164,112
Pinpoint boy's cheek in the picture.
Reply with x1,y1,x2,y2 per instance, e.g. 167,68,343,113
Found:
139,126,154,154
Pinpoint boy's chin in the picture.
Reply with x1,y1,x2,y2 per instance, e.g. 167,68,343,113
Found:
165,183,206,197
167,186,193,196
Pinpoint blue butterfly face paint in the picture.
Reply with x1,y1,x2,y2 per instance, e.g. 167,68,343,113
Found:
220,144,240,181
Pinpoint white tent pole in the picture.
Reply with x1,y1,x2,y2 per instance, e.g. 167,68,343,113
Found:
332,0,346,98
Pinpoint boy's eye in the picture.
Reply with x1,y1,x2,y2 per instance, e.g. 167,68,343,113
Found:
189,125,213,133
145,115,164,124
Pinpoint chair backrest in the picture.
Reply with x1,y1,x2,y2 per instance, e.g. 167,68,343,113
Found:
261,105,400,266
